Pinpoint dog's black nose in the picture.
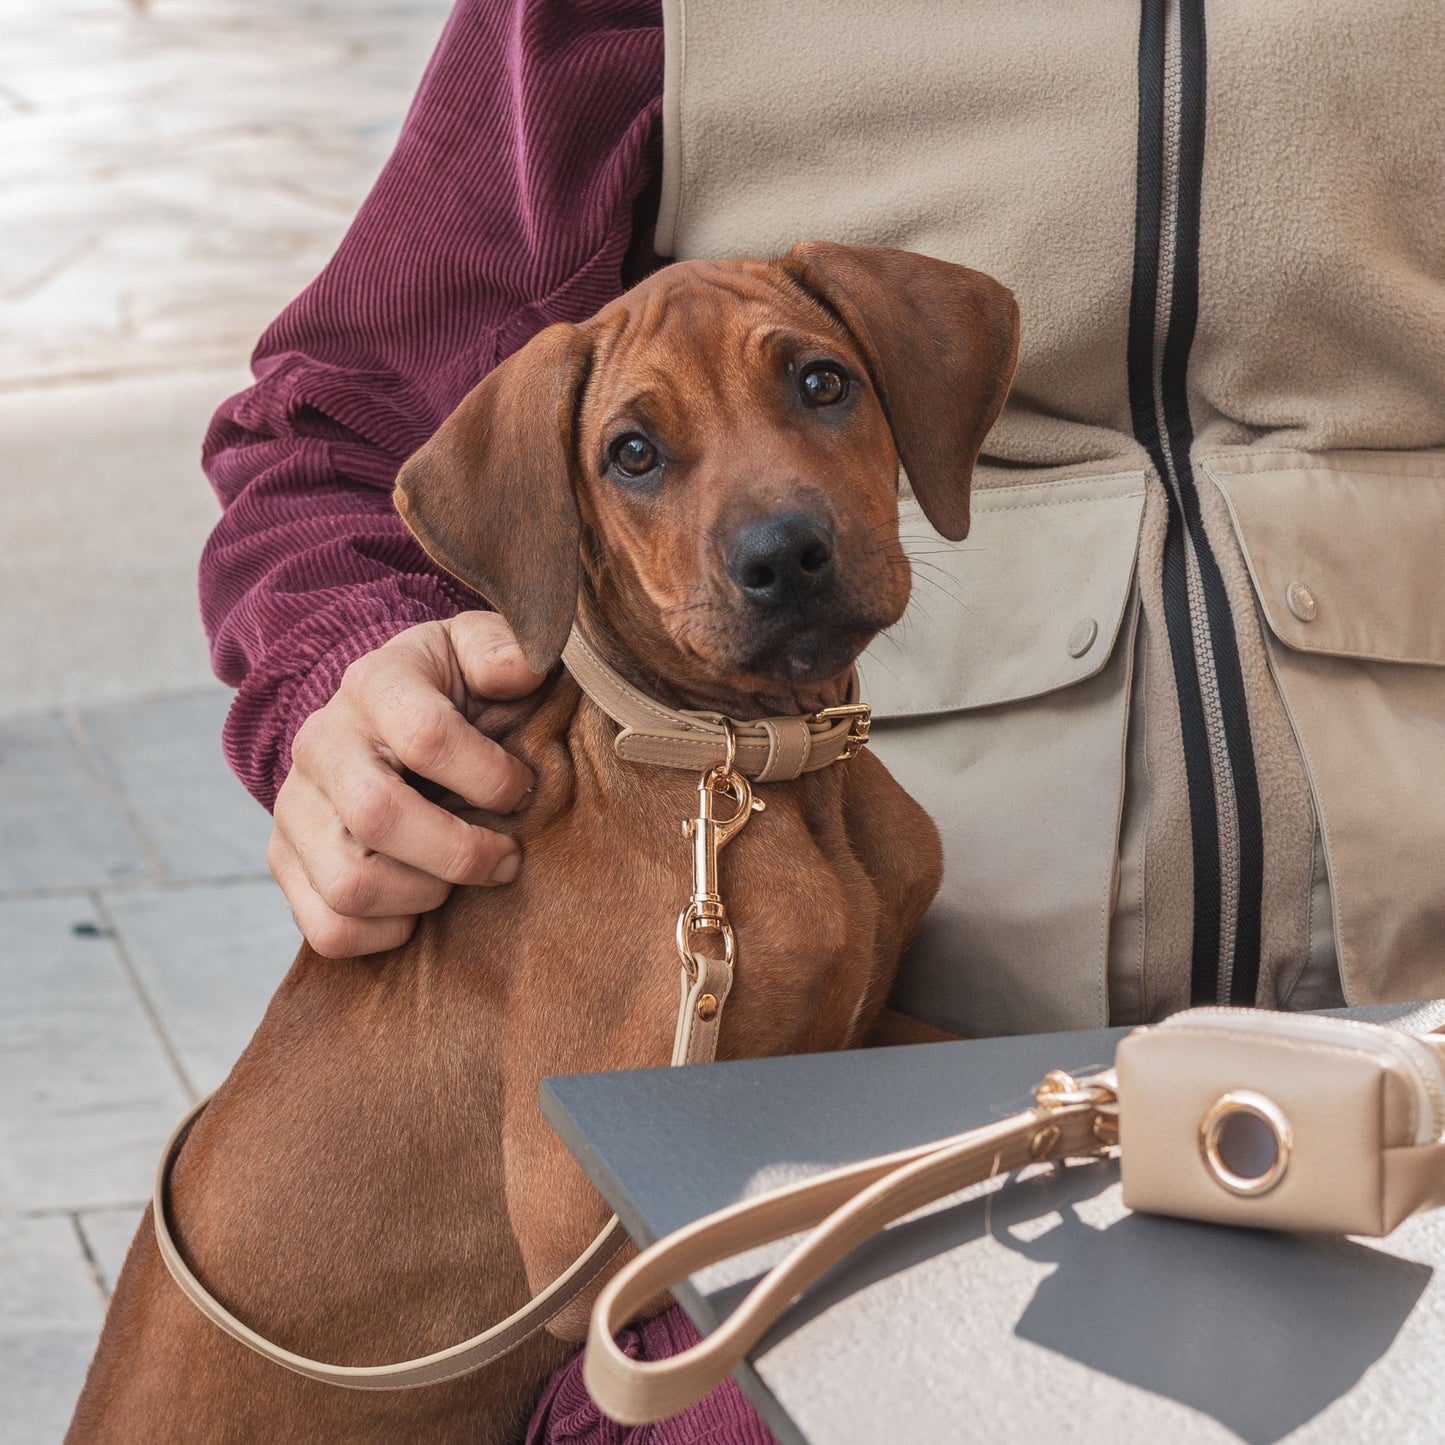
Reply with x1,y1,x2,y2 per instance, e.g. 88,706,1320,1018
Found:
726,511,835,607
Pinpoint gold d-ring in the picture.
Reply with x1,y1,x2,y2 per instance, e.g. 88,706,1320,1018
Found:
717,716,737,776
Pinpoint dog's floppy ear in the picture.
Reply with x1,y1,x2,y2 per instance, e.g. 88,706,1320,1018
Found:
395,323,588,674
781,241,1019,541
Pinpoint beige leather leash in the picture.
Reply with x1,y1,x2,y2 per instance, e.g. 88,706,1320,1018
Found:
154,1104,628,1390
585,1071,1120,1425
151,948,734,1392
151,628,872,1389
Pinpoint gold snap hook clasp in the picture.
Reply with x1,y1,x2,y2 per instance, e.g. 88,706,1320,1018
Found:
675,722,764,977
1028,1070,1120,1162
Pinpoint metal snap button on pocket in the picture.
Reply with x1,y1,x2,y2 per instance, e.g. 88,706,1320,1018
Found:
1286,581,1318,622
1067,617,1099,658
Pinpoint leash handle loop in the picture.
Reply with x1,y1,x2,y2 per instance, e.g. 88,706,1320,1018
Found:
584,1075,1118,1425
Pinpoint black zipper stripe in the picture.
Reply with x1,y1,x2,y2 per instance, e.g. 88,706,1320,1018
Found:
1127,0,1224,1000
1127,0,1264,1005
1163,522,1226,994
1126,0,1165,456
1175,0,1264,1004
1167,0,1265,1005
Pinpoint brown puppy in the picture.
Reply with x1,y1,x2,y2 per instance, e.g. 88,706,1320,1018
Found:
68,242,1018,1444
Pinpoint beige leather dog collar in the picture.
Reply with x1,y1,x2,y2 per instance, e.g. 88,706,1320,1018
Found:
561,627,871,783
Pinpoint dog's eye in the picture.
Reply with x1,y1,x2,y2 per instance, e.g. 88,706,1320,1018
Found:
610,434,659,477
800,363,849,407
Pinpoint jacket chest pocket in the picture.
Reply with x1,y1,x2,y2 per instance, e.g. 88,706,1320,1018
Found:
859,472,1146,1037
1206,453,1445,1006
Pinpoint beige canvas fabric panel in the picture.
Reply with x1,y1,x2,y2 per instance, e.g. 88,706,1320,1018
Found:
860,476,1145,1036
1208,451,1445,1003
875,631,1137,1039
857,476,1146,715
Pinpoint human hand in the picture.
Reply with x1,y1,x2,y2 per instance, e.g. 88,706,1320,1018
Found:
270,612,543,958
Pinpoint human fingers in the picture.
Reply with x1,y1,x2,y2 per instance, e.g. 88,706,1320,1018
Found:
299,722,522,887
273,772,455,918
362,664,535,813
444,610,549,702
267,824,420,960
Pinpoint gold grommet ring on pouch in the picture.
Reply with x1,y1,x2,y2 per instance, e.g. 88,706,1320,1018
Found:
1199,1090,1293,1197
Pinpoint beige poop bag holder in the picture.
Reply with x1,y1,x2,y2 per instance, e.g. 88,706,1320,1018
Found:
585,1007,1445,1426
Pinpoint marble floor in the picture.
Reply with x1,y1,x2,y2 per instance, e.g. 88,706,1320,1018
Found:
0,1,450,1435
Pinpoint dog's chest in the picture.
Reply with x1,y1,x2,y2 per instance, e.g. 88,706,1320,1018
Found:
513,768,879,1055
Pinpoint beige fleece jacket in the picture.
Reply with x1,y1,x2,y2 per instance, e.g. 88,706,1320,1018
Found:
657,0,1445,1035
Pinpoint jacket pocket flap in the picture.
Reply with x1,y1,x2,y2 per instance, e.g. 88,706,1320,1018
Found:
1206,452,1445,666
859,471,1146,718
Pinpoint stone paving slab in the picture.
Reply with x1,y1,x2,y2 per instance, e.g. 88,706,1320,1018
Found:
79,690,273,885
0,1214,107,1444
0,712,150,892
0,370,243,718
0,703,290,1426
102,880,298,1095
0,894,191,1214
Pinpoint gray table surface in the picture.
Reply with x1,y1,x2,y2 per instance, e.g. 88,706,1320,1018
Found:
543,1000,1445,1445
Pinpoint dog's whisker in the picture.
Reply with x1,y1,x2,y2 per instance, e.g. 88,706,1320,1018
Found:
884,558,969,612
862,645,902,680
907,568,970,610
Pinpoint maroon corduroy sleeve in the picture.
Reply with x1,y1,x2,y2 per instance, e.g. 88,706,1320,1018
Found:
526,1306,780,1445
199,0,664,809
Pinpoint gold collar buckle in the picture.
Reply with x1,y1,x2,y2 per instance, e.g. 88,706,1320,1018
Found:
812,701,873,761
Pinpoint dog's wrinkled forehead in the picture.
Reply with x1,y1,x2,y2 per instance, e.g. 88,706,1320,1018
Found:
603,260,845,346
580,262,861,427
